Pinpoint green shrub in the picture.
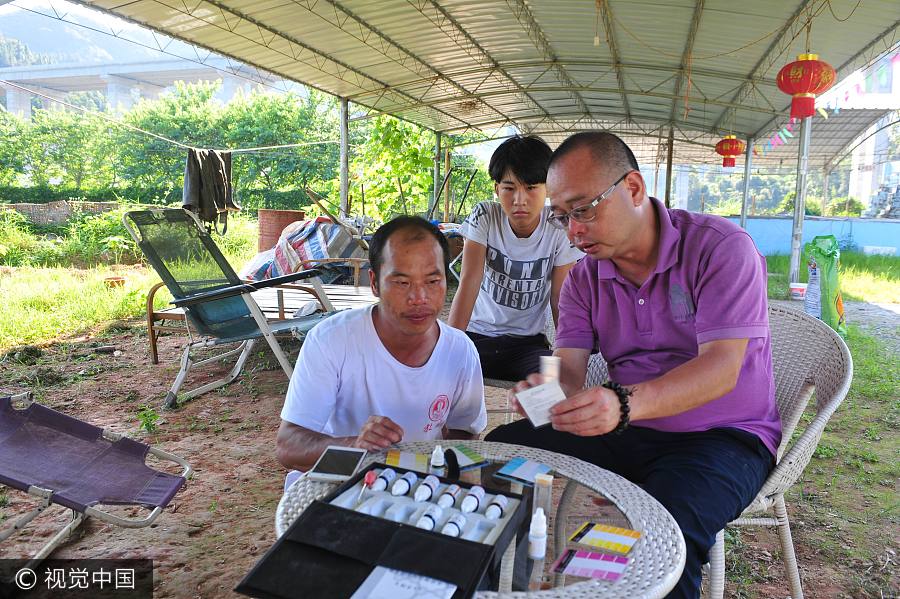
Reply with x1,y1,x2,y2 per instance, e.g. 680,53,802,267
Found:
0,185,177,205
60,208,141,266
827,197,865,217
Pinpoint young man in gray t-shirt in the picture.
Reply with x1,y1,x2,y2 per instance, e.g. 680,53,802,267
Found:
449,136,582,381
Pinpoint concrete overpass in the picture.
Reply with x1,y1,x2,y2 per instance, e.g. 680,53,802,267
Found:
0,57,283,117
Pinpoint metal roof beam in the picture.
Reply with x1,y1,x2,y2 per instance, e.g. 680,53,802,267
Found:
351,59,777,103
597,0,631,120
366,85,780,118
312,1,509,123
822,111,897,171
834,21,900,77
443,110,732,136
712,0,816,132
669,0,705,124
410,0,550,126
449,127,719,152
504,0,593,119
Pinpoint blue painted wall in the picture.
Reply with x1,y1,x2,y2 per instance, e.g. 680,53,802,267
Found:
723,216,900,255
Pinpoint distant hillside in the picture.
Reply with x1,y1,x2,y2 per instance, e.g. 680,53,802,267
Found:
0,2,199,65
0,35,56,67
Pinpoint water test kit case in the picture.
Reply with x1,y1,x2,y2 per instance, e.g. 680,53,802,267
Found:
235,462,528,599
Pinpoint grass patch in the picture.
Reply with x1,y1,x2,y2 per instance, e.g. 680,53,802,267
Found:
766,252,900,302
0,214,258,351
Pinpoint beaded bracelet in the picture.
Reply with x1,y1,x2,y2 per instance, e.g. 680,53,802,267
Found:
602,381,632,434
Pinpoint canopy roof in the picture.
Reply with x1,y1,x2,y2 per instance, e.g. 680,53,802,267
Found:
69,0,898,164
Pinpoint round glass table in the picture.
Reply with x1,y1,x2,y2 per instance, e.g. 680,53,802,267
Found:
276,440,685,599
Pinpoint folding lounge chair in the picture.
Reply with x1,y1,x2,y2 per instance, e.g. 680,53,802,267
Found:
0,391,191,565
124,208,335,408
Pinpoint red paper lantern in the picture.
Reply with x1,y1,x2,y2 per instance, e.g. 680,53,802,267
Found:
715,135,745,168
776,53,836,119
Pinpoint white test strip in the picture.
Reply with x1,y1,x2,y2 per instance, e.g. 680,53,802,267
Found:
515,380,566,427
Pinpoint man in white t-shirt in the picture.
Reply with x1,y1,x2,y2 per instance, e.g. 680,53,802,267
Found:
449,135,582,381
276,216,487,472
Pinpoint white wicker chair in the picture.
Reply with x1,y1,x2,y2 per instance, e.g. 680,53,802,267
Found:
705,304,853,599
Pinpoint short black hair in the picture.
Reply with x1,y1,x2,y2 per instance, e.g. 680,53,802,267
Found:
549,131,640,174
369,216,450,281
488,135,553,185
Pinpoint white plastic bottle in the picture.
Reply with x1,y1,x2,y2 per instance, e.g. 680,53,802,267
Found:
391,471,418,496
415,504,444,531
430,444,446,476
528,507,547,561
440,513,467,537
527,507,548,591
414,475,440,502
484,494,508,520
460,485,485,513
436,484,461,508
371,468,396,492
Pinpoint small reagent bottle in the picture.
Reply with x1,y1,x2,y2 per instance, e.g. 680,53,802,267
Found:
436,484,461,508
440,513,467,537
484,494,508,520
414,475,440,502
391,471,418,496
371,468,396,492
528,507,547,561
430,444,446,476
415,504,444,531
460,485,485,513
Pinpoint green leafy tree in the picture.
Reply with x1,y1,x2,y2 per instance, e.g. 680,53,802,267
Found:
21,110,116,190
223,89,339,201
65,91,108,112
0,111,25,186
347,115,435,219
0,35,53,68
118,81,225,191
828,196,864,217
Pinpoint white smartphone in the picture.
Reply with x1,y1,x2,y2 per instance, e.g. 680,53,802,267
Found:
306,446,368,482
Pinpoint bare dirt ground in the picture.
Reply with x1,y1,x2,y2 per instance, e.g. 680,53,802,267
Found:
1,300,897,598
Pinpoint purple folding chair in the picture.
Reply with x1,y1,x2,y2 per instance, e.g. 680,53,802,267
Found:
0,392,191,564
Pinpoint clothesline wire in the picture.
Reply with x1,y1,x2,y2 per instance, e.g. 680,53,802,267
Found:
0,79,340,153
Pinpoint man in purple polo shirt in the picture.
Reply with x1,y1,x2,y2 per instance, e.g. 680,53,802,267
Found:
485,131,781,599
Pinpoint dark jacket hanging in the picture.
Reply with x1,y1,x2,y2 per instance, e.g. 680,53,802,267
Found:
182,148,239,233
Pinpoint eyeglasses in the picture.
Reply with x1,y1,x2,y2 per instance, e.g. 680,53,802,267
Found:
547,171,632,230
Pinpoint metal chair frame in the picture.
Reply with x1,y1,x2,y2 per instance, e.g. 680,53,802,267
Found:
124,208,333,408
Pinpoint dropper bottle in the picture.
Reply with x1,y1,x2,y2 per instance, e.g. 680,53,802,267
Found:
528,507,548,591
429,444,446,477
